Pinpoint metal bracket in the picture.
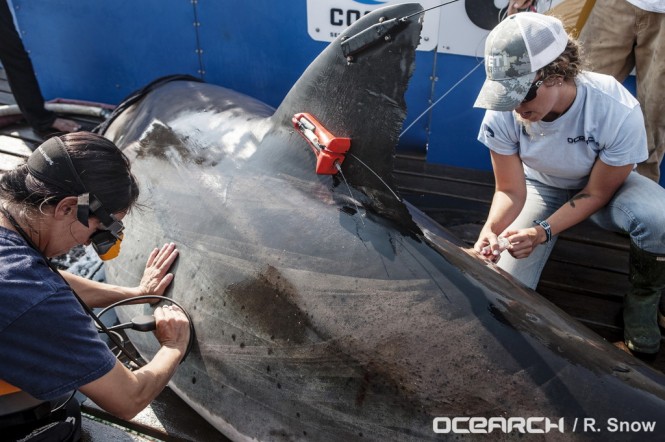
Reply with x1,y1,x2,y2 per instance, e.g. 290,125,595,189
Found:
292,113,351,175
340,17,405,59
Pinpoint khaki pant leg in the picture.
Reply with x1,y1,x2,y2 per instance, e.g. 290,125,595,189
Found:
633,9,665,183
578,0,636,79
580,0,665,183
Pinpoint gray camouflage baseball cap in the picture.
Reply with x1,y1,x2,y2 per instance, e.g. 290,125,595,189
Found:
474,12,569,111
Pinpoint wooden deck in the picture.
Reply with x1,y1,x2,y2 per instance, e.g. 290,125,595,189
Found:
2,66,664,439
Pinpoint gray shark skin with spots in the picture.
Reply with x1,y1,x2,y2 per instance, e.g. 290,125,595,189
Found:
100,3,665,441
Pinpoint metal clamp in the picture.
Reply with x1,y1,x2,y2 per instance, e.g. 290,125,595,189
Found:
292,113,351,175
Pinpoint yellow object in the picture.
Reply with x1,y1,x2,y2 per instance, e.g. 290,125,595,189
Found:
546,0,597,38
99,233,123,261
0,379,21,396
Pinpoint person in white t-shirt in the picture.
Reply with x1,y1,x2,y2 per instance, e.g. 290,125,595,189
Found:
473,13,665,355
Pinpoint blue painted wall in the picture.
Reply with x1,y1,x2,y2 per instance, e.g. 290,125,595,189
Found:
11,0,662,184
12,0,200,103
10,0,486,168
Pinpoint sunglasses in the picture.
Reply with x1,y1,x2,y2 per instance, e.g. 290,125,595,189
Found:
521,80,544,104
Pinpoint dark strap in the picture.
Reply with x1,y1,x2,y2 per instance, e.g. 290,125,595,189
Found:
26,137,87,196
94,74,204,135
2,398,81,442
0,401,52,430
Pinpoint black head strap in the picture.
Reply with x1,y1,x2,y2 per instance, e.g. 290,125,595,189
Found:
27,137,86,194
26,137,100,227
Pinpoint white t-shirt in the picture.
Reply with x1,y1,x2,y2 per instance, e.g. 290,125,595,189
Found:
626,0,665,13
477,72,648,189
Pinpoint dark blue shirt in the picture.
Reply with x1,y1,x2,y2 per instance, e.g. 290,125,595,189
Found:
0,226,116,400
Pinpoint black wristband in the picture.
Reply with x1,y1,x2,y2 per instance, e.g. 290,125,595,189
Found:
533,219,552,243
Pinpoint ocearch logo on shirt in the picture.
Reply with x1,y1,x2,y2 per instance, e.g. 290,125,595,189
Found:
567,135,599,147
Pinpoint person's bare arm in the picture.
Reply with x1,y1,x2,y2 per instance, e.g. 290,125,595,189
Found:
545,161,633,236
78,305,190,420
60,243,178,308
474,151,527,260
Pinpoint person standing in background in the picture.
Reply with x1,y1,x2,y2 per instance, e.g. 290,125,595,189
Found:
0,0,81,138
578,0,665,183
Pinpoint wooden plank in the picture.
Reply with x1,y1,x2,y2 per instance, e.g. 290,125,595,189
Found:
401,193,490,228
1,67,13,100
395,155,495,185
538,286,623,328
0,154,25,172
395,171,494,203
0,134,35,157
0,123,42,143
394,157,495,204
550,236,628,273
539,260,628,299
399,191,490,212
0,90,16,104
560,222,630,250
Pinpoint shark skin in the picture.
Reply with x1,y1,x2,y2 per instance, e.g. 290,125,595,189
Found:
100,3,665,441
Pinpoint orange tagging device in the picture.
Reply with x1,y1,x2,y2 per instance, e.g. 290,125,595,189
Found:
292,113,351,175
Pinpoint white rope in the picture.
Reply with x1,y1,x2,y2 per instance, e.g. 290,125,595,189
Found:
0,103,111,118
399,58,485,138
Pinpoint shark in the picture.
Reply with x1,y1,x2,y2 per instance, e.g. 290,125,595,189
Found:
99,3,665,441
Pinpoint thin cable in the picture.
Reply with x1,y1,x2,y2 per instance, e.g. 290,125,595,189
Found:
50,391,77,413
96,295,196,364
401,0,462,21
335,162,365,227
400,58,485,138
347,153,402,202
